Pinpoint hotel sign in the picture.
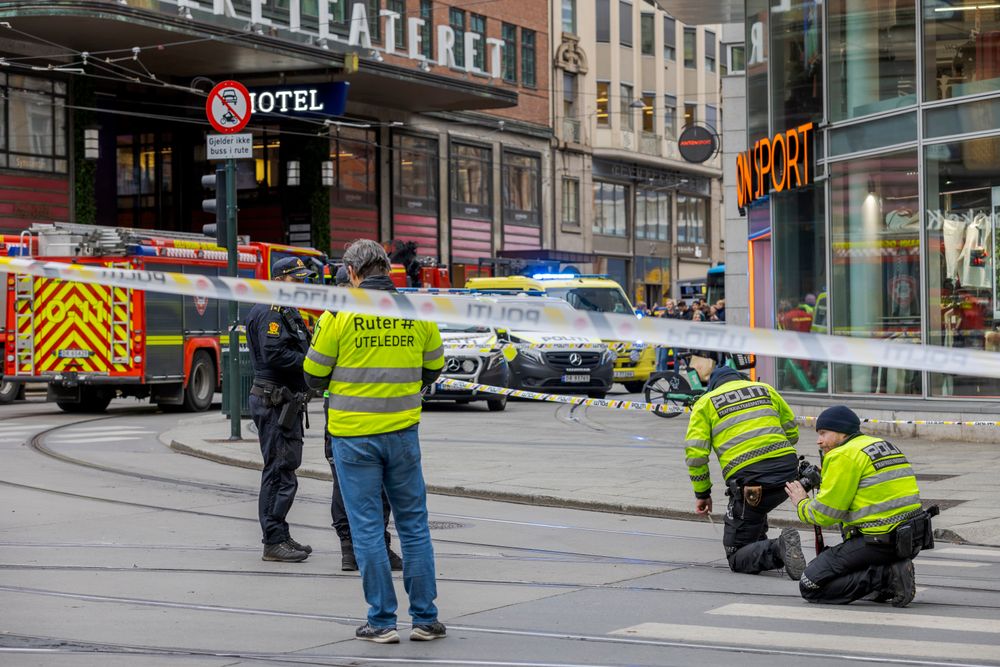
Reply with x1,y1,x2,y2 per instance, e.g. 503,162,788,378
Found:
736,122,814,210
159,0,504,78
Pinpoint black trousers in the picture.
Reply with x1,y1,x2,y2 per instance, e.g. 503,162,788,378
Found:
328,452,392,549
800,536,901,604
250,394,303,545
723,485,788,574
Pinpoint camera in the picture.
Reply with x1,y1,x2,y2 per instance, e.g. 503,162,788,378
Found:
797,455,822,492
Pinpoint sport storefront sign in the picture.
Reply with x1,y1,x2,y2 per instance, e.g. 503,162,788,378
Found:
678,125,718,164
736,122,815,210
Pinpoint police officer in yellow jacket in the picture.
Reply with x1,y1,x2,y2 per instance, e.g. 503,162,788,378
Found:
304,239,446,645
786,406,926,607
685,366,806,579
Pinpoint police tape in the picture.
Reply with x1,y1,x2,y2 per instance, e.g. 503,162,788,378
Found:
442,342,609,350
2,255,1000,380
796,416,1000,427
434,378,684,414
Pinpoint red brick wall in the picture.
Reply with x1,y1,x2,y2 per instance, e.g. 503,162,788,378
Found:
0,173,71,232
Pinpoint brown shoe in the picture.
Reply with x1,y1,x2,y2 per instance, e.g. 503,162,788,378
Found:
262,541,309,562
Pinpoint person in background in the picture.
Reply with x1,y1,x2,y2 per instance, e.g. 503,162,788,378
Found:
715,299,726,322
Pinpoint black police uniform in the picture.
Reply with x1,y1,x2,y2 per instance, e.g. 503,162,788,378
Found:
245,271,311,552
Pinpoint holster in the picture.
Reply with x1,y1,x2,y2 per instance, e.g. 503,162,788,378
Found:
743,484,763,508
860,505,939,559
277,390,310,430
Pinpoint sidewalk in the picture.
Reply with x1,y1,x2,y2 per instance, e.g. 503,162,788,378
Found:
163,397,1000,547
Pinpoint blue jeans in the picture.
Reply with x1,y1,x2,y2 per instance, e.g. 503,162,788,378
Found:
655,346,670,372
332,425,438,628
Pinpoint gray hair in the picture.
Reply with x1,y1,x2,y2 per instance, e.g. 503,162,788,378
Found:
343,239,391,280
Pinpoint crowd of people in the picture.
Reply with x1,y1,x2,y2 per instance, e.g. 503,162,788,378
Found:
636,297,726,322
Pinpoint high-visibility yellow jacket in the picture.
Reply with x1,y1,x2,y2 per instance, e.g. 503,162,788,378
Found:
796,434,921,535
684,379,799,496
303,311,444,437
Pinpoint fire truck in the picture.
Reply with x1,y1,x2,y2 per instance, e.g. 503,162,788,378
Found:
2,223,326,413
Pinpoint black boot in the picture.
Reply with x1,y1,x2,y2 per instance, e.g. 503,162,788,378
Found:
341,542,358,571
262,541,309,562
287,537,312,555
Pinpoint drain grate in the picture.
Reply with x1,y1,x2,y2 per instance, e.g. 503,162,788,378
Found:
427,521,467,530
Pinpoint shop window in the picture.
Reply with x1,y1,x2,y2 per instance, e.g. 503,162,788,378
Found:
925,137,1000,398
450,8,466,69
664,17,676,61
774,184,828,393
470,14,487,72
562,177,580,226
829,150,922,395
331,127,377,208
593,181,628,237
117,132,176,229
641,93,655,132
450,143,491,220
388,0,406,49
828,0,917,122
705,30,716,73
597,81,611,126
393,133,438,211
420,0,433,59
620,1,633,47
676,194,706,244
636,188,670,241
597,0,611,43
521,29,537,87
770,0,823,133
502,23,518,83
1,75,67,172
563,0,577,34
502,151,540,226
621,83,635,131
641,13,655,55
925,3,1000,101
746,0,770,142
664,94,677,139
684,27,697,69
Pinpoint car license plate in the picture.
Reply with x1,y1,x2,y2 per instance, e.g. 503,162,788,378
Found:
613,370,634,379
58,349,93,359
562,373,590,383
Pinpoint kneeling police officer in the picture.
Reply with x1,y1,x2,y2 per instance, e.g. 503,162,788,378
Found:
246,256,315,562
786,406,935,607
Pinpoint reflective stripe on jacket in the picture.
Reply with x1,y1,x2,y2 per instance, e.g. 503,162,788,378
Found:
304,310,445,437
796,434,921,535
683,379,799,495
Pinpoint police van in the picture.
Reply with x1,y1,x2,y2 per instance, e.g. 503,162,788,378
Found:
423,323,512,411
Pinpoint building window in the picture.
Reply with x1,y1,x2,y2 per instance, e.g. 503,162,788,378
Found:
683,27,696,68
620,83,634,131
597,0,611,43
684,102,697,128
387,0,406,49
562,177,580,226
664,94,677,139
641,92,655,132
663,16,676,61
1,75,67,172
640,13,654,55
470,14,487,72
619,1,633,47
704,29,716,72
636,188,670,241
562,0,576,34
563,72,580,140
521,29,536,87
596,81,610,126
771,1,823,133
449,8,466,68
828,0,916,121
393,134,438,210
331,127,377,208
925,2,1000,101
367,0,380,42
118,132,174,227
705,104,717,132
502,151,541,226
502,23,517,83
420,0,433,59
676,194,706,244
593,181,628,237
726,43,745,74
450,143,491,220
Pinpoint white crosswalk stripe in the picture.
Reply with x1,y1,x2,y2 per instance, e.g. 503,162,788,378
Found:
706,603,1000,634
62,427,153,433
0,424,53,431
916,558,989,569
46,436,143,444
936,547,1000,559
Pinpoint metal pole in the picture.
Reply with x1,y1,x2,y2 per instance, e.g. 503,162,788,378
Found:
226,158,241,440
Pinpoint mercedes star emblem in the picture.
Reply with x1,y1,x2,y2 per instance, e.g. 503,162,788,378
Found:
569,353,583,367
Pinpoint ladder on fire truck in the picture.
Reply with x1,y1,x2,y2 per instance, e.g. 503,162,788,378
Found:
108,263,131,365
12,231,35,376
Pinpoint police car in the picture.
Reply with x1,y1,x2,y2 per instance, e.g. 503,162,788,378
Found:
422,324,512,411
505,330,616,399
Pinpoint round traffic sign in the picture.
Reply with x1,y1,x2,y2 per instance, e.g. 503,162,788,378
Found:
206,80,251,134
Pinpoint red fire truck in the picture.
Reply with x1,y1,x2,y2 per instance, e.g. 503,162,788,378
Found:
2,223,326,412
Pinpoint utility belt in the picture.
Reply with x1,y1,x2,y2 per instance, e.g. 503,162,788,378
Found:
251,381,311,429
845,505,939,559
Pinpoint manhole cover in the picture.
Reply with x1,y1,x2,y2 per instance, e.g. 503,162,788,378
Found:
921,498,967,512
427,521,466,530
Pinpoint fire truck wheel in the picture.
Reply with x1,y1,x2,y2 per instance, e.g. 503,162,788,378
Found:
0,379,22,404
56,391,113,413
183,351,216,412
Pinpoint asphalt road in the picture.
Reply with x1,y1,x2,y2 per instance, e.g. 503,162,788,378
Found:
1,397,999,667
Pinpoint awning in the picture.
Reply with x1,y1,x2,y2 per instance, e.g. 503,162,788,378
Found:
652,0,743,24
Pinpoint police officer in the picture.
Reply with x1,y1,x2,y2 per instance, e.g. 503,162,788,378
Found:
685,365,806,579
305,239,446,644
325,265,402,572
786,406,925,607
246,256,314,563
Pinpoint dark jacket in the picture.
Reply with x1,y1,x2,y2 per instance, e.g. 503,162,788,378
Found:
245,303,309,391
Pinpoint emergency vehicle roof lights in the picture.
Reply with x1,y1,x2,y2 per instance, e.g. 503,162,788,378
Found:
126,244,158,256
530,273,611,281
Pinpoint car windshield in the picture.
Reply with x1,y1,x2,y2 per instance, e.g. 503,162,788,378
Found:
545,287,633,314
438,323,492,334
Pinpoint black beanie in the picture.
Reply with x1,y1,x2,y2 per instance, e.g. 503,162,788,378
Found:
815,405,861,434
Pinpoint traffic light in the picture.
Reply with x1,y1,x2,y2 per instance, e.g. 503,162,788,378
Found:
201,165,228,246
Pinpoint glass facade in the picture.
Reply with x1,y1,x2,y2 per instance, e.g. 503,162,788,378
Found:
746,0,1000,401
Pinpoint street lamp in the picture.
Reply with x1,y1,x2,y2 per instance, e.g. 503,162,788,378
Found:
321,160,334,187
83,127,100,160
286,160,300,187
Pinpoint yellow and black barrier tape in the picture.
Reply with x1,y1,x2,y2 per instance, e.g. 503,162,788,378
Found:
2,256,1000,380
436,378,685,414
796,416,1000,427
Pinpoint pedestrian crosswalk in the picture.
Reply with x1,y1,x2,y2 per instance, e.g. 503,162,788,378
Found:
48,426,154,444
0,423,53,442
